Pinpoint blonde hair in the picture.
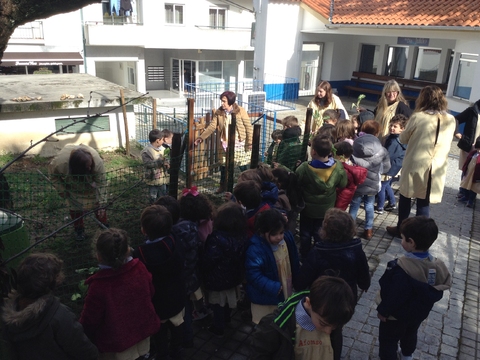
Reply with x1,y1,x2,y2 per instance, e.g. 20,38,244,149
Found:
376,80,408,113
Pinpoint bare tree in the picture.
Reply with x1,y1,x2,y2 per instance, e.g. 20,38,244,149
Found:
0,0,101,61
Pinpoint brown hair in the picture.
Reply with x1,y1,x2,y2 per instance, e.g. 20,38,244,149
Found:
281,115,299,128
315,81,333,107
17,253,65,299
214,202,247,236
233,180,262,209
415,85,448,113
220,91,236,105
320,208,356,243
389,114,408,129
237,168,262,186
309,276,355,329
69,148,94,177
400,216,438,251
360,120,380,136
95,228,130,270
141,205,173,240
311,135,333,157
316,124,337,144
336,120,356,141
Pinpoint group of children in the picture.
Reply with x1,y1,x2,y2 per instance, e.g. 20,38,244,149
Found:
0,115,453,360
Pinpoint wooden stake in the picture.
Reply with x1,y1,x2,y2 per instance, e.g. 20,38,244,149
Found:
120,89,130,156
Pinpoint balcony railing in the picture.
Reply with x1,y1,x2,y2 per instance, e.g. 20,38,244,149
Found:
10,21,44,39
194,25,250,31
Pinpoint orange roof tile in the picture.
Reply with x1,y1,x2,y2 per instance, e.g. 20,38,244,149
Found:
270,0,480,27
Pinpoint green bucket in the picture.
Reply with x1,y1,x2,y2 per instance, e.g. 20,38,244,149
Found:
0,211,29,270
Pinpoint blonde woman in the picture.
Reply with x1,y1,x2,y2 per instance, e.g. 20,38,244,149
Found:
374,80,412,138
307,81,347,133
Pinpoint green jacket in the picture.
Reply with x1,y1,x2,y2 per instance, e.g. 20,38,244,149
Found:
295,160,347,219
276,138,304,172
249,291,308,360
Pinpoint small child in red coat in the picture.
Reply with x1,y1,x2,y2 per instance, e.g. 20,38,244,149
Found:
80,228,161,360
333,141,367,211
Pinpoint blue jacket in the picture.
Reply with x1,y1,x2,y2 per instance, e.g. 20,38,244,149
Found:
383,134,406,177
294,238,370,303
245,231,300,305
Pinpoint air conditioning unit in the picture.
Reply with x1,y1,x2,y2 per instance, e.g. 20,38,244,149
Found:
243,91,266,113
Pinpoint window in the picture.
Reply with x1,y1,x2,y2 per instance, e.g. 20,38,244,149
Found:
165,4,183,24
385,46,409,78
359,44,380,74
454,53,478,100
103,0,143,25
414,48,441,82
244,61,254,79
55,116,110,134
198,61,222,82
128,67,135,85
209,8,226,29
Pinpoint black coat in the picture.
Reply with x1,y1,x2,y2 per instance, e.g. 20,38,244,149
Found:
455,100,480,151
2,293,98,360
133,235,186,319
294,238,370,302
200,230,247,291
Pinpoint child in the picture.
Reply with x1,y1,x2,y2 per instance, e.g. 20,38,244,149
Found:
141,128,171,203
295,208,371,360
234,180,269,238
250,276,355,359
377,217,452,360
281,115,300,129
275,126,303,171
200,202,248,336
132,205,186,360
2,253,98,360
333,141,367,211
316,123,337,144
350,114,360,136
349,120,391,240
265,129,283,165
245,208,300,324
458,136,480,207
295,135,347,260
177,187,215,344
376,114,408,214
80,228,161,359
336,119,356,145
322,109,341,126
272,167,305,234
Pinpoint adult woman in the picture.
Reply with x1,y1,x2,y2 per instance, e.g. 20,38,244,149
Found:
374,80,412,138
455,99,480,171
194,91,253,193
307,81,347,133
386,86,456,237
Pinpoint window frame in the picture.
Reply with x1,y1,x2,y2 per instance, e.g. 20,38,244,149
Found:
453,53,478,100
209,7,226,29
165,3,184,25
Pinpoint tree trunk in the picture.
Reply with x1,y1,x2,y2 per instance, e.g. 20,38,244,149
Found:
0,0,101,62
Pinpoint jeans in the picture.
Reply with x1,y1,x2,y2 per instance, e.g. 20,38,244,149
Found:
299,215,323,261
149,185,168,203
397,195,430,228
349,194,375,230
379,319,421,359
377,179,396,210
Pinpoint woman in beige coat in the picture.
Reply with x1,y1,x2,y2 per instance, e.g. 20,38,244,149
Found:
386,86,456,237
194,91,253,193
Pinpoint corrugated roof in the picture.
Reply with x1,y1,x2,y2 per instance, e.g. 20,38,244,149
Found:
270,0,480,27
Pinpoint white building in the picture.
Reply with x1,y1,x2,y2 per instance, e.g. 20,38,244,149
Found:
254,0,480,113
2,0,255,96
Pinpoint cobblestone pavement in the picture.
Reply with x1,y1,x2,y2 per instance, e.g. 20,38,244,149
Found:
183,98,479,359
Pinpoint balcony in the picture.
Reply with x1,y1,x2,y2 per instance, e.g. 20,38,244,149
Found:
9,21,44,44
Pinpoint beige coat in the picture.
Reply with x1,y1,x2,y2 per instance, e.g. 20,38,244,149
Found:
48,144,107,209
398,111,456,203
200,103,253,166
307,94,347,132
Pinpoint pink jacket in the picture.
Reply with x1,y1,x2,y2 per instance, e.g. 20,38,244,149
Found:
79,258,161,353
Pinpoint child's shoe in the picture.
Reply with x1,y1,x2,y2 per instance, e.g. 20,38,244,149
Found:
192,308,210,321
75,227,85,241
374,208,384,214
384,203,397,211
207,325,224,337
458,196,469,203
467,201,475,208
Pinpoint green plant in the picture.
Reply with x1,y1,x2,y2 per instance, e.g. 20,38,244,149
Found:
71,266,98,301
351,94,366,112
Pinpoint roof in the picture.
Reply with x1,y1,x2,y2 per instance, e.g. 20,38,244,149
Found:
0,74,148,113
270,0,480,27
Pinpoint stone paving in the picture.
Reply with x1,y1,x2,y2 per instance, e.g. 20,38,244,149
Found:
181,98,479,359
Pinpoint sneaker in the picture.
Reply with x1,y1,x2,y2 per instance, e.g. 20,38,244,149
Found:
375,208,384,214
192,308,210,321
384,203,397,211
207,325,224,337
458,196,469,203
467,201,475,208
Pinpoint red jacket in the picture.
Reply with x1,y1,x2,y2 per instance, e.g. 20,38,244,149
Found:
335,162,368,211
79,258,161,353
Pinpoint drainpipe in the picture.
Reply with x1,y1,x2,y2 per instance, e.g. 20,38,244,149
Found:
80,8,87,73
